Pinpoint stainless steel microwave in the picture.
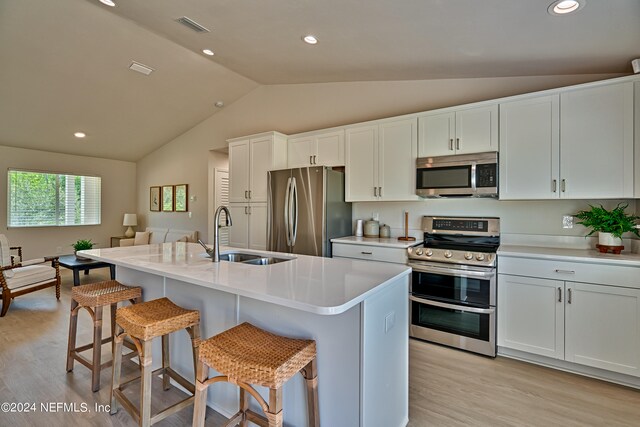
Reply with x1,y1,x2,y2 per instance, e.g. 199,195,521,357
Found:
416,152,498,198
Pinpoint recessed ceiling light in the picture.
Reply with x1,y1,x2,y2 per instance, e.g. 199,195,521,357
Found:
99,0,116,7
74,132,86,139
548,0,584,15
129,61,154,76
202,49,215,56
214,101,224,108
302,35,318,45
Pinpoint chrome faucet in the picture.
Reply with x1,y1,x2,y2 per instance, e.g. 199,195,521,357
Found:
210,205,232,262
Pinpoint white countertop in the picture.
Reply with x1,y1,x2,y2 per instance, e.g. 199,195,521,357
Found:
498,244,640,267
331,235,420,249
80,243,411,315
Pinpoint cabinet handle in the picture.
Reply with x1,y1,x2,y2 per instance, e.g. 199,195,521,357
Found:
554,269,575,274
248,206,251,214
361,251,373,255
313,155,317,164
552,179,557,193
248,190,251,199
449,139,453,151
374,187,378,197
244,206,248,214
310,155,313,164
558,287,562,302
456,138,460,150
378,186,382,197
245,190,248,199
568,288,572,304
561,179,566,193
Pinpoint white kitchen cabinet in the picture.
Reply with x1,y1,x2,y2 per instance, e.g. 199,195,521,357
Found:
332,242,409,264
227,203,267,250
634,81,640,198
228,132,287,203
418,104,498,157
345,118,418,202
288,129,344,168
498,255,640,378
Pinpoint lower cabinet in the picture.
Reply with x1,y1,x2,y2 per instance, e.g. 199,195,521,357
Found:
228,203,267,250
332,242,408,264
498,273,640,377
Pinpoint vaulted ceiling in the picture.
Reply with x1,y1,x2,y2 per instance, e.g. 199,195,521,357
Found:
1,0,638,161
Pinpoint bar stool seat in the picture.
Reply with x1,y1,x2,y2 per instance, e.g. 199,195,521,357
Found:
66,280,142,392
110,297,200,427
193,322,319,427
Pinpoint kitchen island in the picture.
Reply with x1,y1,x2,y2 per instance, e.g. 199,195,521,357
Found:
82,242,410,427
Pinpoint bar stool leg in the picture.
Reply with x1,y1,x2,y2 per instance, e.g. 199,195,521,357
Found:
239,388,250,427
302,358,320,427
267,387,283,427
110,303,117,355
91,305,104,392
162,334,170,391
66,299,79,372
192,360,209,427
110,325,124,415
140,339,153,427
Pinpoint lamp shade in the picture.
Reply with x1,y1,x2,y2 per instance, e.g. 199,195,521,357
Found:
123,213,137,226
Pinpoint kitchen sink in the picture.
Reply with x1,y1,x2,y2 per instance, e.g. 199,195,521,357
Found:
242,257,291,265
219,251,293,265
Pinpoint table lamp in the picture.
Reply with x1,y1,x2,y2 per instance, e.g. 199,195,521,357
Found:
123,213,137,238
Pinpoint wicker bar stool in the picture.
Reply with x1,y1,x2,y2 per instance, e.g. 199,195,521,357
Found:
193,322,319,427
110,297,200,427
66,280,142,392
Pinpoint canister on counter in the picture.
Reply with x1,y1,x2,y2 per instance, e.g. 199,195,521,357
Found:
363,219,379,237
379,224,391,238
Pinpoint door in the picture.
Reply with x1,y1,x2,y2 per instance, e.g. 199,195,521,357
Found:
249,136,273,202
288,135,314,168
229,140,249,203
315,130,344,166
345,125,378,201
418,112,454,157
290,167,324,257
455,104,498,155
565,282,640,377
379,118,418,201
499,95,560,199
248,204,268,250
228,204,248,248
560,82,634,199
267,169,292,253
497,274,564,359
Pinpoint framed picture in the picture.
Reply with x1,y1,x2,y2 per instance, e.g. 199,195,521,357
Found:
150,186,161,212
162,185,174,212
175,184,188,212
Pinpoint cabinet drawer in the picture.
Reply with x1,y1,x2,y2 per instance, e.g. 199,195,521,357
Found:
333,243,407,264
498,256,640,289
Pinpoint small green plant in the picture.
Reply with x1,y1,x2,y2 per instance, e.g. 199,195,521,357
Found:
574,203,640,239
71,239,93,251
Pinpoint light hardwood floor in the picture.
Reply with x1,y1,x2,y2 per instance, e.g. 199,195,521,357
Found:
1,269,639,426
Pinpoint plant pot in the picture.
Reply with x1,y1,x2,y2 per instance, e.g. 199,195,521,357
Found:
74,250,91,261
598,232,622,247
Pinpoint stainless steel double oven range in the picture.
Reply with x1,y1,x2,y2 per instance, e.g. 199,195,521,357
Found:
407,216,500,357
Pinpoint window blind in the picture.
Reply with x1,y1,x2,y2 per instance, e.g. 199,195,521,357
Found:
8,169,101,227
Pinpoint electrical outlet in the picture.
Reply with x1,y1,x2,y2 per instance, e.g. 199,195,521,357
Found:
562,215,574,229
372,212,379,221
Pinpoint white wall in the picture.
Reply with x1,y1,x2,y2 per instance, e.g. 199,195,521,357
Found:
136,73,625,240
0,145,136,258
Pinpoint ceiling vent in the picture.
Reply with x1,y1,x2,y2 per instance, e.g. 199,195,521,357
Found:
129,61,154,76
175,16,211,33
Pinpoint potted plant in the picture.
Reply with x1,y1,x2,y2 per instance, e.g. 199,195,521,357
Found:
71,239,94,260
574,203,640,247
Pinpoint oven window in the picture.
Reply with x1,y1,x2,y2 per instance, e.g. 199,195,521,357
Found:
412,271,491,306
412,301,490,341
416,166,471,189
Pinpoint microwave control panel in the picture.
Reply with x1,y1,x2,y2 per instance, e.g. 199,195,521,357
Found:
476,164,497,188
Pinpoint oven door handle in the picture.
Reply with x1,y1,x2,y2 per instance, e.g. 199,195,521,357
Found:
409,295,495,314
409,263,496,279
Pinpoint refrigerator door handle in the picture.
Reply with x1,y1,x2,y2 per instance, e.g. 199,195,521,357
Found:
290,177,298,246
284,177,292,247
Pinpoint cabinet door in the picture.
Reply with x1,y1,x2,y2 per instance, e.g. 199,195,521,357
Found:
288,135,314,168
378,118,418,201
499,95,560,199
560,82,634,199
315,130,345,166
497,274,564,359
229,140,250,203
227,204,248,248
565,282,640,377
249,136,273,203
345,125,378,201
418,112,455,157
248,203,268,251
635,82,640,198
455,104,498,155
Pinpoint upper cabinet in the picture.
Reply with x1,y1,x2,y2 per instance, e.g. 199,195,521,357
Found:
345,117,418,202
288,129,344,168
418,104,498,157
228,132,287,203
499,82,634,200
636,82,640,198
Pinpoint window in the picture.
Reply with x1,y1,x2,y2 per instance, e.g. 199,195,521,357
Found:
7,169,101,227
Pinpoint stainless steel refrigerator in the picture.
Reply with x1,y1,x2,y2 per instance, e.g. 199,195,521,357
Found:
267,166,352,257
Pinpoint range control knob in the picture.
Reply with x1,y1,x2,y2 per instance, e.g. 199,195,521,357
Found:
444,250,453,258
416,249,424,256
464,252,473,260
425,249,433,257
476,253,486,261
